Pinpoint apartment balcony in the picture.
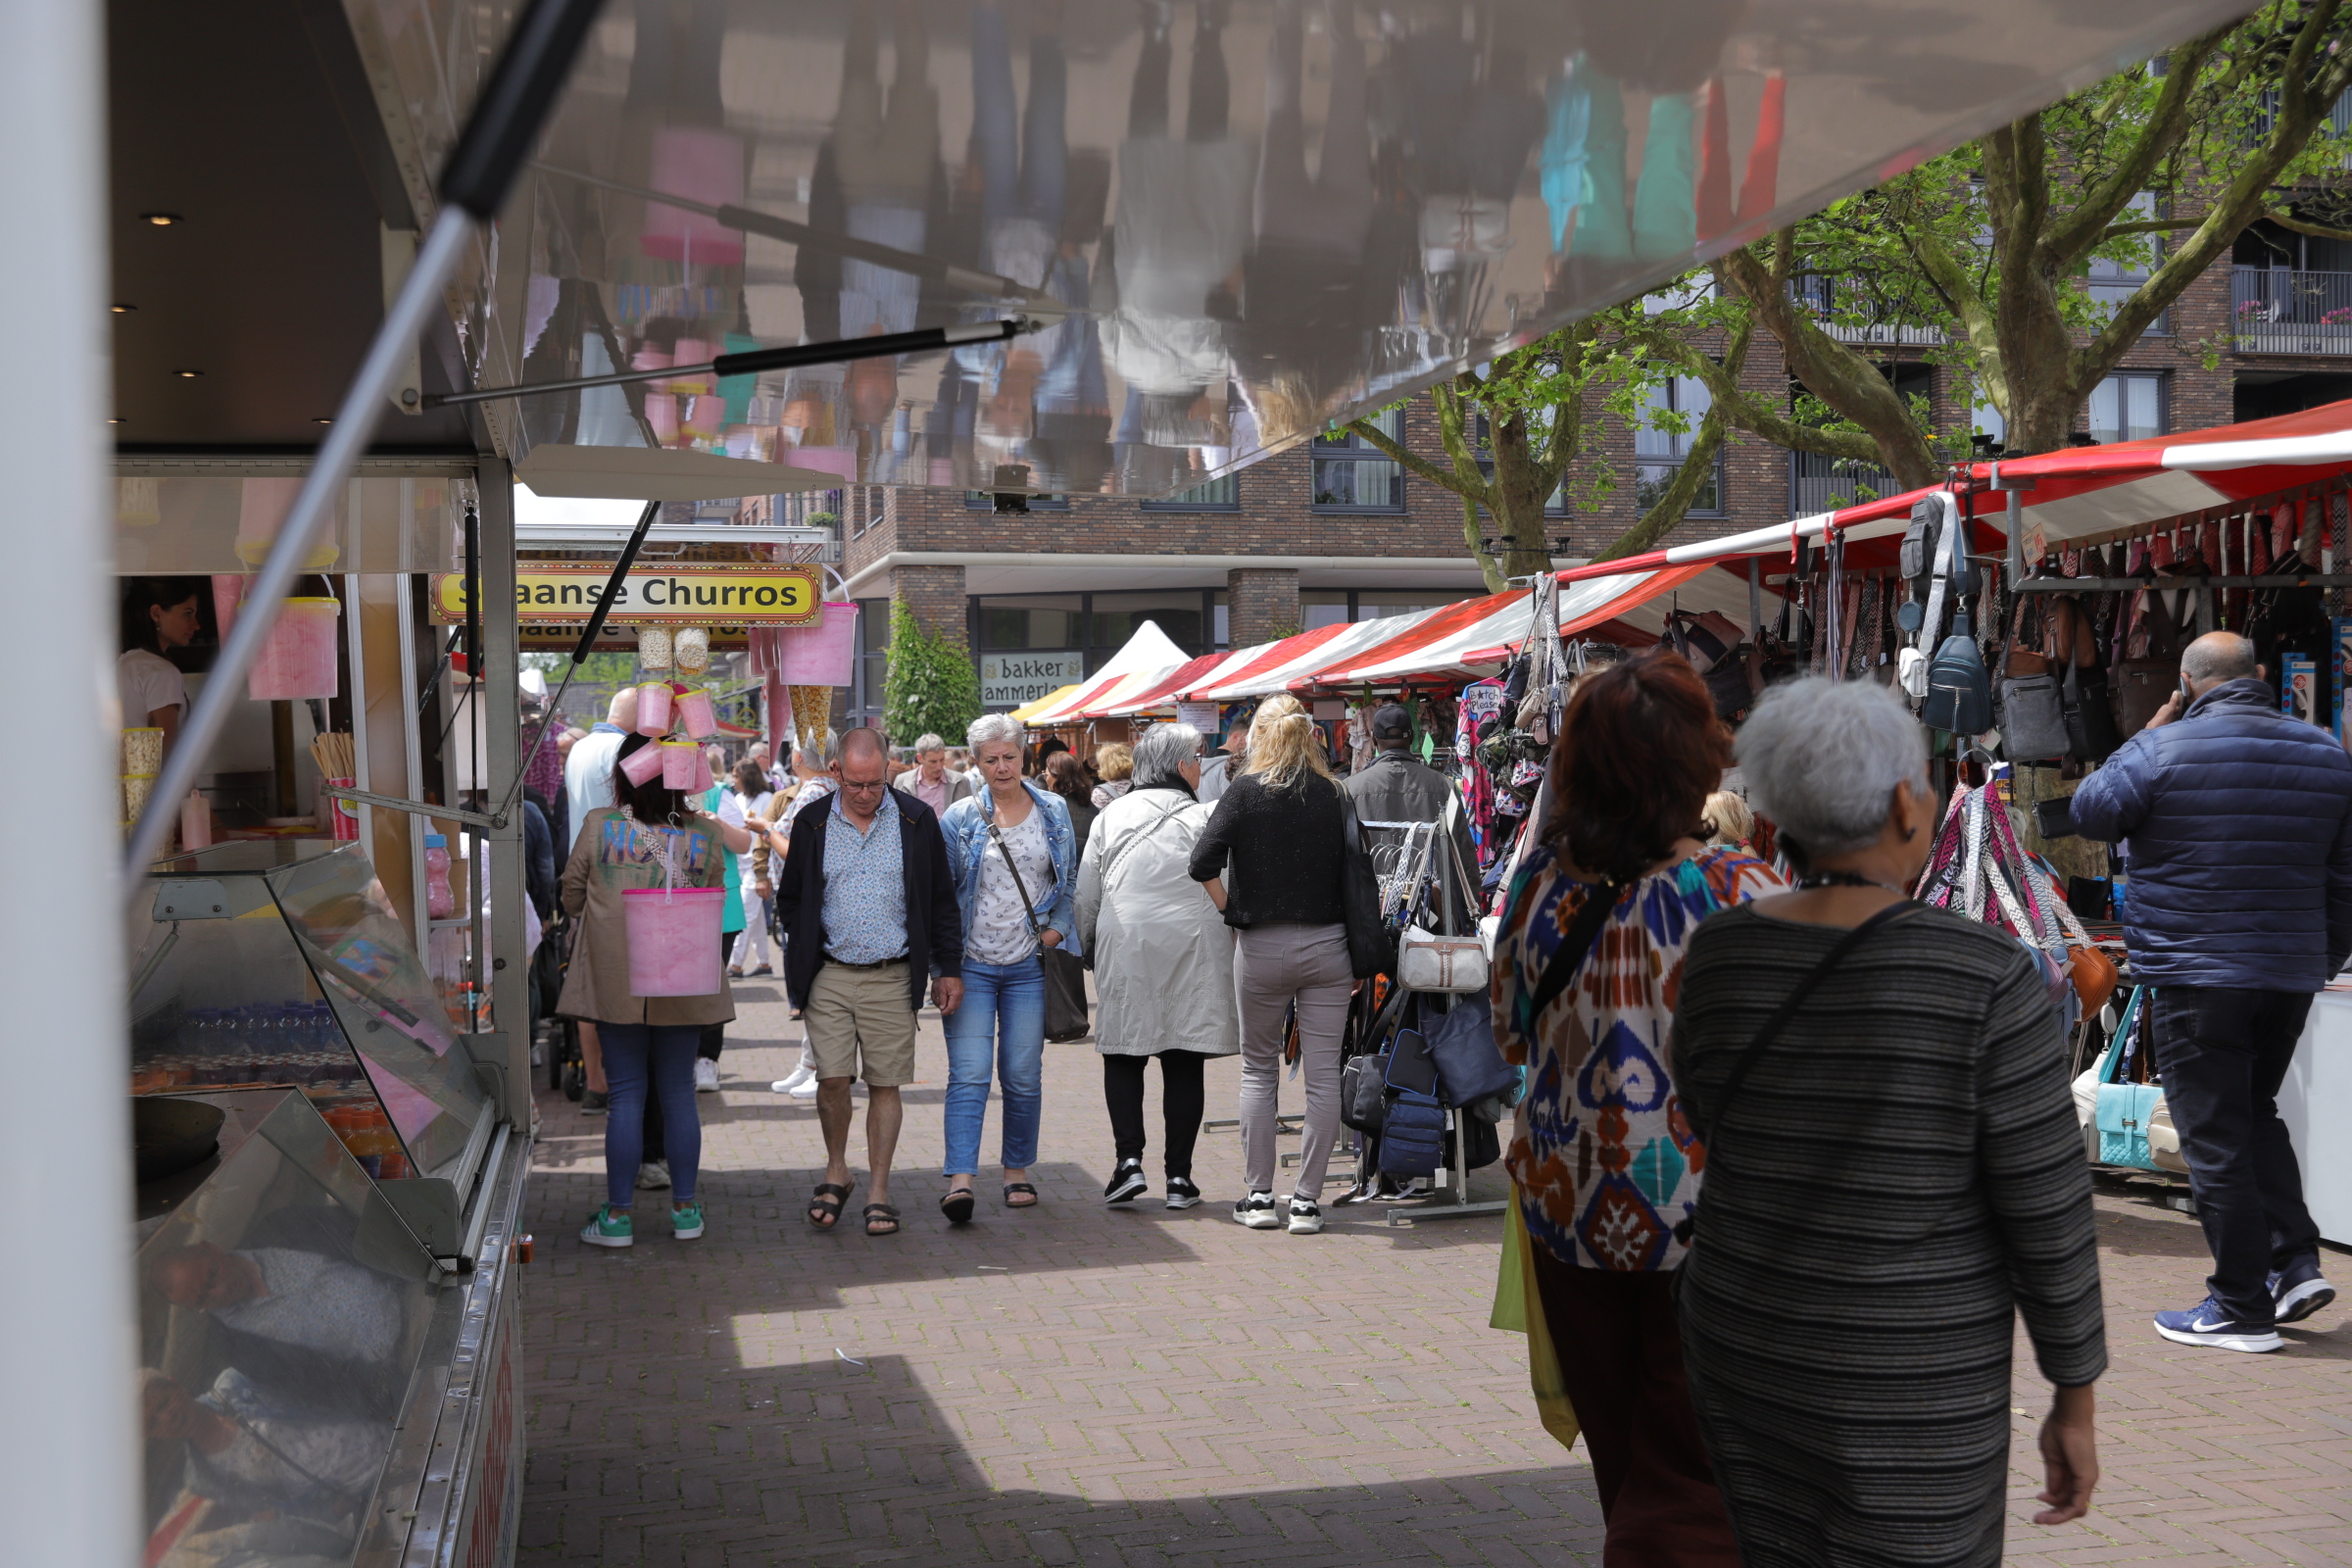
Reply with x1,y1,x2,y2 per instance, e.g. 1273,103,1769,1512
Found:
1789,450,1897,517
2231,267,2352,355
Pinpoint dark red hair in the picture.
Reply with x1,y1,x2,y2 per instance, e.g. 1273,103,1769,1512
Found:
1542,649,1731,881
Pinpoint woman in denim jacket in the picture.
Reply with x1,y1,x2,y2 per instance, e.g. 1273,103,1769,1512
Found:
937,712,1080,1222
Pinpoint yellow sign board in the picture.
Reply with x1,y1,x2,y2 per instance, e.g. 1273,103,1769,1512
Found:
430,565,822,625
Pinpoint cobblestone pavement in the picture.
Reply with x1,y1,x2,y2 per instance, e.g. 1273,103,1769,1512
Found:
517,984,2350,1567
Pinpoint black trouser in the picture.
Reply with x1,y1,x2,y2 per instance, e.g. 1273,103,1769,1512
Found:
699,928,737,1063
1102,1051,1209,1177
2150,986,2323,1323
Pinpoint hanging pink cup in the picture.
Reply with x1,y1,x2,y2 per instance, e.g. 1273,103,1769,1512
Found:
691,746,714,793
621,886,725,996
248,598,340,701
211,575,247,642
635,681,674,736
676,686,717,739
661,740,699,789
778,602,859,686
619,743,666,787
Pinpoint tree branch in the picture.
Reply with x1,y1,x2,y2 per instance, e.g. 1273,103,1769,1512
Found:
1593,316,1755,563
2038,24,2227,267
2265,208,2352,244
1344,412,1484,499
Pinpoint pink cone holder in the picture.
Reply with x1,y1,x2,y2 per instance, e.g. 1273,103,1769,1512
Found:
661,740,698,789
248,597,340,701
778,602,859,686
635,681,674,736
619,743,666,787
676,686,717,739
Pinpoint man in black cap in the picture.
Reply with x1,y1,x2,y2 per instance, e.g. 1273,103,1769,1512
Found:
1345,703,1477,877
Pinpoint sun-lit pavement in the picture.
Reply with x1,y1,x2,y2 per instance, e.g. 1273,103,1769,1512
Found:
514,982,2350,1567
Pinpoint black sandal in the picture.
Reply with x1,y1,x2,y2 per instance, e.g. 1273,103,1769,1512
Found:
863,1202,902,1236
1003,1182,1039,1208
940,1187,976,1225
807,1182,852,1230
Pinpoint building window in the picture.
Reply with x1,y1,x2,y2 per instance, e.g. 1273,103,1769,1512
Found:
848,598,888,733
1140,473,1241,511
1635,375,1724,515
2088,371,2166,444
2087,191,2169,336
1303,588,1483,629
975,594,1083,653
1312,408,1405,511
963,490,1069,510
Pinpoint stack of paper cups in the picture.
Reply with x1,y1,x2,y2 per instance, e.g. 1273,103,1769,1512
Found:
122,727,164,778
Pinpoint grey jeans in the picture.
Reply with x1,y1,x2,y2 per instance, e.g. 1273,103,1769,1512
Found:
1234,922,1353,1200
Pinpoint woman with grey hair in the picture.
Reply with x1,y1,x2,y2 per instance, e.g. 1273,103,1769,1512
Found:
1076,723,1238,1208
1670,677,2106,1566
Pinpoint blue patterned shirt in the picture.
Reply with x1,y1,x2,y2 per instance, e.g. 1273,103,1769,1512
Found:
821,787,907,963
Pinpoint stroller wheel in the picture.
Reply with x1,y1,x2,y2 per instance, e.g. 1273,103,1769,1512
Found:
563,1059,586,1102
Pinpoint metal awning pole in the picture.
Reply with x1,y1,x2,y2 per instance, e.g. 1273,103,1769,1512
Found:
6,0,135,1554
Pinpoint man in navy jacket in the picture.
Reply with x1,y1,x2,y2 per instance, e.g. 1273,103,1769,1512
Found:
2072,630,2352,1350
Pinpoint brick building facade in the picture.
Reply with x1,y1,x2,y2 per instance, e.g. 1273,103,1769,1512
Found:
805,245,2352,729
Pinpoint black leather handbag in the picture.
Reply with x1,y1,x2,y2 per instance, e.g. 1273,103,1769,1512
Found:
989,813,1090,1042
1423,993,1514,1108
1338,793,1396,979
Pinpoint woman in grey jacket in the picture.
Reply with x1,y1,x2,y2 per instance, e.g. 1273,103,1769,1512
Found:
1076,723,1237,1209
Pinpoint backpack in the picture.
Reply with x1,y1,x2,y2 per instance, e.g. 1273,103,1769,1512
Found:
1922,608,1993,735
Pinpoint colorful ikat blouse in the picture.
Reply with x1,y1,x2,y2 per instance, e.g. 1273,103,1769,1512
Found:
1492,844,1783,1271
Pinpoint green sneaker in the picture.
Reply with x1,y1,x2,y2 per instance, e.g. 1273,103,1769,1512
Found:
580,1204,633,1249
671,1200,705,1241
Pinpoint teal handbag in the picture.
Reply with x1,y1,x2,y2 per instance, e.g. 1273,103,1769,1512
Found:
2091,988,2161,1170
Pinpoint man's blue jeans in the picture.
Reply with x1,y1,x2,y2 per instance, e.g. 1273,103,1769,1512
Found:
600,1022,702,1207
943,956,1046,1176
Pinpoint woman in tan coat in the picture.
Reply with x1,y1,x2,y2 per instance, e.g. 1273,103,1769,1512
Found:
560,732,751,1248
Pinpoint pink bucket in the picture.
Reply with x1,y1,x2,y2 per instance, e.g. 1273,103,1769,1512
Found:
249,597,340,701
676,686,717,739
619,743,666,787
211,574,246,642
692,746,714,793
621,886,725,996
635,681,674,736
778,602,859,686
661,741,699,789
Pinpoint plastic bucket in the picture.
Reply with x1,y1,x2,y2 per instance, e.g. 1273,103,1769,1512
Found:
327,777,360,841
661,740,699,789
211,574,246,643
691,746,714,793
676,686,717,739
248,597,340,701
635,681,674,736
778,602,859,685
621,886,725,996
619,742,666,787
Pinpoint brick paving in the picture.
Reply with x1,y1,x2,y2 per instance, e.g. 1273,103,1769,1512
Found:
517,985,2351,1567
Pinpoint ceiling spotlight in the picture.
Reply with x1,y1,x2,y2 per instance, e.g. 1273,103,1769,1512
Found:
111,303,134,314
312,417,332,426
141,213,181,226
173,368,201,378
107,417,124,425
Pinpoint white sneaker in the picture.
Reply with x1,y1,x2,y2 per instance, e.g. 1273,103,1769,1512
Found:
636,1159,671,1191
1286,1198,1324,1236
1233,1191,1282,1229
694,1058,721,1093
771,1059,815,1095
787,1076,820,1100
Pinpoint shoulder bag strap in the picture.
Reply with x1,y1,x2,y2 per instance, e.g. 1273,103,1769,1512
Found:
1525,877,1622,1023
1710,903,1916,1122
1097,797,1186,890
985,804,1047,939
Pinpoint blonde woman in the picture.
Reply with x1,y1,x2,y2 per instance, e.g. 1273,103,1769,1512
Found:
1090,742,1135,809
1187,706,1353,1236
1702,790,1755,852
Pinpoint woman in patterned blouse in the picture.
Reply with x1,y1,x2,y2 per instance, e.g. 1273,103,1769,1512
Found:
1491,651,1781,1566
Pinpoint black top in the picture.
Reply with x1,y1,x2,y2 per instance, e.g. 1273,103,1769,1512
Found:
774,791,963,1012
1187,771,1349,928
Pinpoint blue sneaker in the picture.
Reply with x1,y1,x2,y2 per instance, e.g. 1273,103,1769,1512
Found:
2270,1259,2336,1325
580,1204,633,1249
2153,1296,2280,1353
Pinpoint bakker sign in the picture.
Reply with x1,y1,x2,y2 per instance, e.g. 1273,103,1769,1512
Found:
431,564,821,625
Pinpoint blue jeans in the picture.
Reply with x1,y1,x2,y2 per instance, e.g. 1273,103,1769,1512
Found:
943,956,1046,1176
600,1022,703,1207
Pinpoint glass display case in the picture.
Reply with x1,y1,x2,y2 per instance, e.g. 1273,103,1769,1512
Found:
129,841,495,1186
135,1088,441,1568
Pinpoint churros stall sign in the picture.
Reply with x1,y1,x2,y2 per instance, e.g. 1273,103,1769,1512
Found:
431,564,821,625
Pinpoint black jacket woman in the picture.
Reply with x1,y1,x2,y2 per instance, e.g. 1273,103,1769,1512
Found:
1187,700,1349,1236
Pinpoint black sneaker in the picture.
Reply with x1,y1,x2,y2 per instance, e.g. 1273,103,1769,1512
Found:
581,1090,609,1115
1286,1198,1324,1236
2271,1258,2337,1325
1164,1176,1201,1210
1102,1159,1148,1205
1233,1191,1281,1229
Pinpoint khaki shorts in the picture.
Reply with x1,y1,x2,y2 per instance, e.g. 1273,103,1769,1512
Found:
805,960,919,1087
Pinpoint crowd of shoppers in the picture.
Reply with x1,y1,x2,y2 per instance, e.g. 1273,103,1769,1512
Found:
539,635,2352,1568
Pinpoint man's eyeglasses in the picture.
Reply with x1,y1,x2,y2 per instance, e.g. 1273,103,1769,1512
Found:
839,777,888,794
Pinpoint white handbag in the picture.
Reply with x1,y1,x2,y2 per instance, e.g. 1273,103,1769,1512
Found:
1396,924,1489,993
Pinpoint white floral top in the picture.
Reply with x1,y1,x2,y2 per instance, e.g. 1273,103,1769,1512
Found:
968,808,1054,965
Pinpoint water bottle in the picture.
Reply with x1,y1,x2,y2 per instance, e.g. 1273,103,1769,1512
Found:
424,834,457,920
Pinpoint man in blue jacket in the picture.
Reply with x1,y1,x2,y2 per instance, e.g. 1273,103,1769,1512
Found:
2072,630,2352,1351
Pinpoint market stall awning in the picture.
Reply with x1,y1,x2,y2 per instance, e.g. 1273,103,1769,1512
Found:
1564,398,2352,584
1091,652,1229,717
1014,620,1192,725
1185,616,1422,702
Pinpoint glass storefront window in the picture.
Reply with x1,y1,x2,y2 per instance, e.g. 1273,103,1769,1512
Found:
977,595,1083,651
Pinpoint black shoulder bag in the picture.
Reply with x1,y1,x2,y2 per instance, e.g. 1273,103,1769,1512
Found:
1338,790,1396,980
987,807,1091,1042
